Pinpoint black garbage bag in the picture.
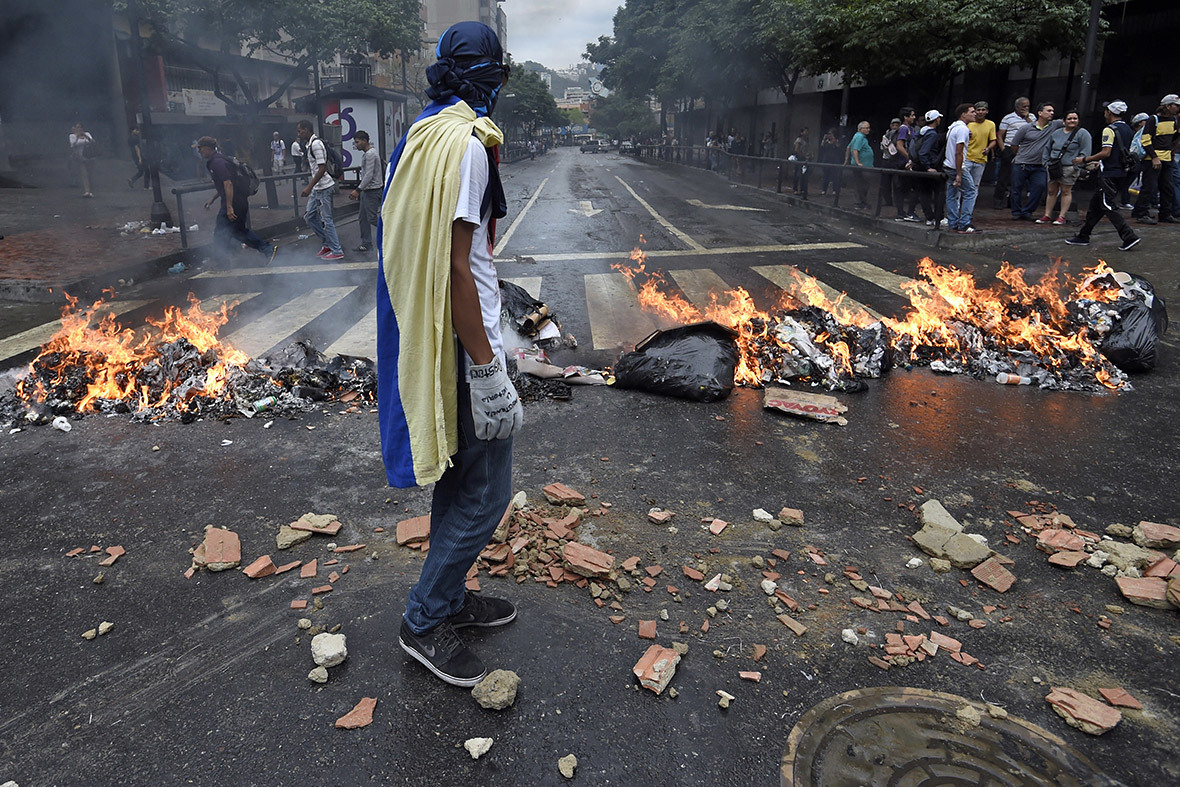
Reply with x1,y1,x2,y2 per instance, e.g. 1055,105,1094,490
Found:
1100,275,1167,373
613,322,738,402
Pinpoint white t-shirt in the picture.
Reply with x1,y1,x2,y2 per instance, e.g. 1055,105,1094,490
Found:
307,136,335,190
453,136,503,376
943,120,971,170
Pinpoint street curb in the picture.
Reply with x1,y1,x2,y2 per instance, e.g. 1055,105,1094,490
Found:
0,203,360,304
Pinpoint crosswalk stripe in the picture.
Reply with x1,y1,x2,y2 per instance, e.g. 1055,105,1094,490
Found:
192,262,376,279
325,307,377,359
519,241,863,263
752,265,884,321
197,292,262,314
668,268,731,312
223,286,357,358
501,277,542,299
827,261,914,298
585,272,660,350
0,299,153,364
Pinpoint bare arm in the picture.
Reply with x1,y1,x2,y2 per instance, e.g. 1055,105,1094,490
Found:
450,220,493,365
223,180,236,219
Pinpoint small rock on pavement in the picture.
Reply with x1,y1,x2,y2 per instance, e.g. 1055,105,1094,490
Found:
841,628,859,645
906,557,924,569
752,508,774,523
717,689,735,709
97,621,114,636
297,618,312,630
308,666,328,684
1046,687,1121,735
777,507,804,527
472,669,521,710
929,557,952,573
464,737,494,759
335,697,377,729
82,628,97,640
760,579,778,595
311,632,348,667
558,754,578,779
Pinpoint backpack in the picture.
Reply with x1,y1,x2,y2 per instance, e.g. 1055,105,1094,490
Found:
309,135,345,179
230,157,260,196
881,129,898,157
914,128,945,170
1112,121,1141,176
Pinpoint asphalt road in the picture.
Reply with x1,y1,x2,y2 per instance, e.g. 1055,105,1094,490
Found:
0,146,1177,786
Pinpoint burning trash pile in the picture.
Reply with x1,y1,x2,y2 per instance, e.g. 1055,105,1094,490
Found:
611,245,1167,398
1,292,375,427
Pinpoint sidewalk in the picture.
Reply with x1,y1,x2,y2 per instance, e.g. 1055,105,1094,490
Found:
0,157,353,302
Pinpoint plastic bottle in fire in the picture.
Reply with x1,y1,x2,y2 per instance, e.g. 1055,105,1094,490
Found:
253,395,278,412
995,373,1031,385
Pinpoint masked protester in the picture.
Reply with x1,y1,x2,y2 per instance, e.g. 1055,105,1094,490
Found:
377,22,522,687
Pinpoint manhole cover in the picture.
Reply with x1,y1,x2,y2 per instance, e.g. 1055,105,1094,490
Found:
781,686,1120,787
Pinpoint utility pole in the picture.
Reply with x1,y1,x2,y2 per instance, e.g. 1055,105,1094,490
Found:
126,0,173,228
313,58,324,138
1077,0,1103,118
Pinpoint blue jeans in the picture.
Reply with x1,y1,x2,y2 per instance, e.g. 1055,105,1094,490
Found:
305,186,342,254
404,354,514,634
358,188,381,247
946,163,981,229
1010,163,1047,218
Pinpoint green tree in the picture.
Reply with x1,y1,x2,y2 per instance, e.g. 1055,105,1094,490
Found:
590,93,659,140
558,107,587,128
497,66,563,139
129,0,423,115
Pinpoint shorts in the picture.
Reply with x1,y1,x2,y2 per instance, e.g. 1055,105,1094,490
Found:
1056,164,1081,186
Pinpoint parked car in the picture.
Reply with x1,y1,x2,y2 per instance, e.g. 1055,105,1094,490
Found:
620,140,636,154
580,140,600,153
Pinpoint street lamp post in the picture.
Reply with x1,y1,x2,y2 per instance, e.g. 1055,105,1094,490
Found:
126,0,173,228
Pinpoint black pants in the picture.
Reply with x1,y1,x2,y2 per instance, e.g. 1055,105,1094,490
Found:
793,162,809,198
1080,176,1136,242
214,204,270,256
993,147,1016,208
893,166,912,216
1133,160,1174,218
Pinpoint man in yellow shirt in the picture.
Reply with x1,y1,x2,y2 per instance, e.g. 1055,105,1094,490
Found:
966,101,997,189
1131,94,1180,224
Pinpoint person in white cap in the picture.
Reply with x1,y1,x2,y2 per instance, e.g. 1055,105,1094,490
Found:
1064,100,1140,251
910,110,944,224
1131,93,1180,223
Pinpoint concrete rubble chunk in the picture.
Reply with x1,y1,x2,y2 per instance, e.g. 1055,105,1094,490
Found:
542,483,585,505
464,737,493,759
1133,521,1180,550
1169,577,1180,610
335,697,376,730
242,555,276,579
276,524,312,550
919,499,963,532
194,526,241,572
841,628,859,645
778,507,804,527
558,754,578,779
97,621,114,635
929,557,952,573
396,515,431,545
752,508,774,523
472,669,521,710
1114,576,1171,609
311,632,348,667
81,628,97,640
1046,687,1121,735
633,644,681,694
562,542,614,577
943,532,992,569
1102,541,1158,572
308,666,328,683
760,579,778,595
288,513,342,535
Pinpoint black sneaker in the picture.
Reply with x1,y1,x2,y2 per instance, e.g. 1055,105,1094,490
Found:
1119,237,1141,251
1135,216,1157,225
353,244,371,252
1159,215,1179,224
1064,236,1090,246
449,591,517,629
398,619,486,687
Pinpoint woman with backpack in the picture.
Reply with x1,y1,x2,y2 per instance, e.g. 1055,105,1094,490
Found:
68,122,95,198
1037,110,1092,225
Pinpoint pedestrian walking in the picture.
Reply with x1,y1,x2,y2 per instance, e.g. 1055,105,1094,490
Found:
270,131,286,174
893,108,919,221
818,127,841,195
68,122,95,198
944,103,980,233
1065,100,1139,251
1131,94,1179,224
296,119,344,260
966,101,996,188
1037,110,1091,226
994,97,1032,208
792,127,810,198
377,21,521,688
127,126,150,189
910,111,943,225
348,130,382,253
846,121,874,209
197,136,274,260
291,139,307,173
1008,103,1062,220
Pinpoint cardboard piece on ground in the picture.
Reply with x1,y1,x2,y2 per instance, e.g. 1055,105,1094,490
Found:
763,386,848,426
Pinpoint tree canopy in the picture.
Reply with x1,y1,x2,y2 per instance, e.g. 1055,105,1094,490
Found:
127,0,423,114
590,93,659,140
497,66,563,138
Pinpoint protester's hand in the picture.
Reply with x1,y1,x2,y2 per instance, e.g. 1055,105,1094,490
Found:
349,189,359,201
468,355,523,441
1072,156,1084,166
203,199,213,210
226,207,236,221
1153,158,1162,170
301,186,312,197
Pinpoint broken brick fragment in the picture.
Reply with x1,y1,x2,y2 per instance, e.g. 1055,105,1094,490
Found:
301,559,318,579
1048,550,1088,568
274,560,302,574
334,544,366,553
66,548,85,558
739,671,762,682
928,631,961,652
609,615,625,624
777,614,807,636
98,545,126,567
645,565,664,578
971,557,1016,593
562,542,614,578
1114,576,1171,609
752,644,767,662
1098,687,1143,710
621,556,641,571
867,656,891,671
771,549,791,562
194,528,240,572
542,483,585,505
329,571,341,583
289,514,342,536
396,516,431,545
312,584,333,595
681,566,705,581
335,697,377,730
638,620,657,640
290,600,308,610
1046,687,1121,735
242,555,277,579
709,519,728,535
633,644,681,694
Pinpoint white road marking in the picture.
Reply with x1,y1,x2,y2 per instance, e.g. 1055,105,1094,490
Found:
753,265,884,321
196,292,262,314
192,262,376,278
614,175,705,250
325,307,378,359
493,177,549,257
668,269,732,312
0,299,154,363
501,277,542,299
524,241,863,263
569,200,603,217
223,286,357,358
585,272,660,350
828,261,915,298
686,199,767,212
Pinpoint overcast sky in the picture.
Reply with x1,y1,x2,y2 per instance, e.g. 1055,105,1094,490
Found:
506,0,619,71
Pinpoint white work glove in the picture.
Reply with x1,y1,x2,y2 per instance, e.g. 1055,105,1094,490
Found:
468,355,523,441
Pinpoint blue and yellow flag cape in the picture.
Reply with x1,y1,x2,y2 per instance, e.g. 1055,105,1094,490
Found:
376,99,504,488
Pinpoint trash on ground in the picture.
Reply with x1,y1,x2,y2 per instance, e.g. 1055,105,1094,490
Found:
763,386,848,426
613,321,738,402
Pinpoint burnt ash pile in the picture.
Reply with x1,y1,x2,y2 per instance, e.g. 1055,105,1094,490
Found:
748,306,890,394
2,339,376,428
